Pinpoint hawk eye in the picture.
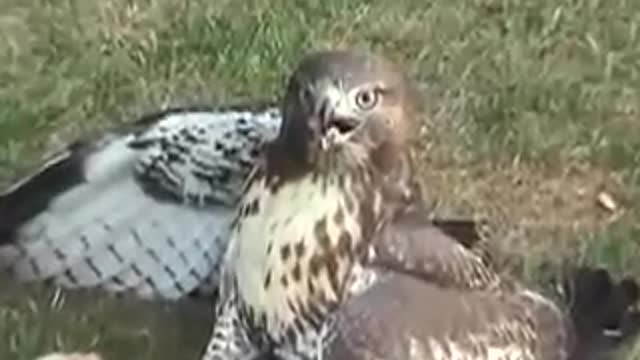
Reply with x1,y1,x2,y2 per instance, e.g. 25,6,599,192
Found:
354,88,379,111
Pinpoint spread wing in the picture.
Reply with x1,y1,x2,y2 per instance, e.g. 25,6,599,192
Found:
0,104,282,300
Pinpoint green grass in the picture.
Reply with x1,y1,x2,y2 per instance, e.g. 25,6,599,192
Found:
0,281,211,360
1,0,640,358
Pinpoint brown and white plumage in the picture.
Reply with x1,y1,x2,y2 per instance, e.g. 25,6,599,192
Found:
0,66,462,306
323,259,640,360
0,103,281,300
202,49,640,360
325,273,565,360
202,49,421,360
371,210,503,292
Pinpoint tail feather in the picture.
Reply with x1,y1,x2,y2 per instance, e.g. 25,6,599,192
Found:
561,266,640,360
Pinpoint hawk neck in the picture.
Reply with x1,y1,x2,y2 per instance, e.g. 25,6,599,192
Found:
264,141,313,191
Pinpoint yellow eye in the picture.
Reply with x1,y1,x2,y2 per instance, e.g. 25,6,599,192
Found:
354,88,379,110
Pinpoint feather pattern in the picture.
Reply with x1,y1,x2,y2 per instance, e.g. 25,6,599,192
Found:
371,211,503,291
323,271,567,360
0,104,282,300
199,48,640,360
322,215,640,360
233,141,380,341
201,132,387,360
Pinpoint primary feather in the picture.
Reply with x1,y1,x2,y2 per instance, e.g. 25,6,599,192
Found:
0,104,282,300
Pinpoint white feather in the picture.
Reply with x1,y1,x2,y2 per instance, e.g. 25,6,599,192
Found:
0,106,282,300
229,174,362,338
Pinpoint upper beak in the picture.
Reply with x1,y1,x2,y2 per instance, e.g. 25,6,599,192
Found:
315,87,359,136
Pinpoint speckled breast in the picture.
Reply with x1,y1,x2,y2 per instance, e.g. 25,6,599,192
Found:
231,167,383,346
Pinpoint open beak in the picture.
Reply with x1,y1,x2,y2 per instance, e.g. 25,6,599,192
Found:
315,88,360,148
325,116,360,135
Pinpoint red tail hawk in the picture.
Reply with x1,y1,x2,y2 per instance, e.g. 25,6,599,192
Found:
201,49,640,360
203,49,422,360
0,87,469,304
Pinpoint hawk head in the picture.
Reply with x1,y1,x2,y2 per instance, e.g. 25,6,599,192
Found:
266,50,420,183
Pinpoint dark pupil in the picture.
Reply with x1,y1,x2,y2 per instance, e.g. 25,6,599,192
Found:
359,91,373,107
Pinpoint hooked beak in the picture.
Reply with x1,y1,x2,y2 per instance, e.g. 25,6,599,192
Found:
315,87,360,149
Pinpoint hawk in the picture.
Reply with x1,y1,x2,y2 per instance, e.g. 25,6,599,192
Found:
202,49,640,360
0,79,477,304
201,49,481,359
0,103,281,300
323,208,640,360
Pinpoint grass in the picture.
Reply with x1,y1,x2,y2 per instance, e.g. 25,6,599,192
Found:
0,281,211,360
1,0,639,358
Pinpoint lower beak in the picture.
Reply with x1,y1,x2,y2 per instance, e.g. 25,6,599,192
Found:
317,97,359,135
319,117,361,151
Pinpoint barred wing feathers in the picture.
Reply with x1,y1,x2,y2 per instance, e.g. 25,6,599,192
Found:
0,104,282,300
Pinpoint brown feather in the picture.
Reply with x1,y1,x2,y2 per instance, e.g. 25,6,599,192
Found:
371,210,503,291
325,271,570,360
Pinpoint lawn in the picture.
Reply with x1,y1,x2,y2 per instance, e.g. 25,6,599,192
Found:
1,0,639,359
